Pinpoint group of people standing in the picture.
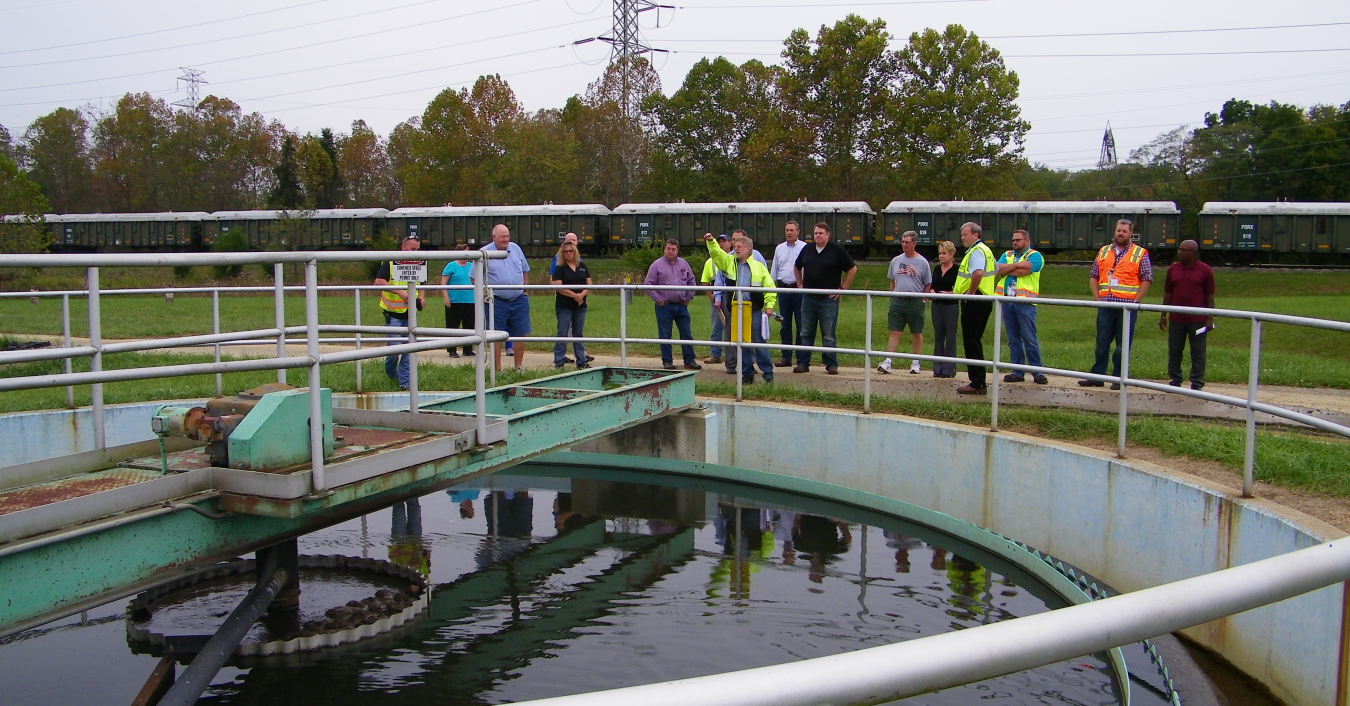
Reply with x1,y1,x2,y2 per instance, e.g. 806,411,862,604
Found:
374,218,1216,394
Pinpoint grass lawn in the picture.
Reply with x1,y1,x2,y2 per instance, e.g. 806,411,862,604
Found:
3,349,1347,499
3,263,1348,387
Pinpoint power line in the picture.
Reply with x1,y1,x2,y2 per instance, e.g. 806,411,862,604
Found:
172,68,208,113
0,0,335,56
0,0,541,70
657,20,1350,42
678,0,991,6
1005,48,1350,58
1050,161,1350,192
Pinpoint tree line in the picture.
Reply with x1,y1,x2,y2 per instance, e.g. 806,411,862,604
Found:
2,15,1348,228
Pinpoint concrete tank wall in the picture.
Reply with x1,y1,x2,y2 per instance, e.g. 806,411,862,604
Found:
577,400,1349,706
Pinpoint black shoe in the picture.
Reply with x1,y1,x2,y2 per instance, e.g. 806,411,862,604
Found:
1003,374,1024,383
563,356,574,364
554,363,564,369
1191,382,1204,391
826,366,838,375
1168,380,1182,387
1078,379,1104,387
662,362,676,370
585,355,595,363
762,375,774,384
577,363,591,370
742,374,755,385
792,365,810,373
1033,375,1049,385
1110,383,1122,391
774,359,792,368
684,362,703,370
447,351,460,358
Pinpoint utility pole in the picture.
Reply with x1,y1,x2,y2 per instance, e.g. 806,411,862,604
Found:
173,68,207,113
1098,122,1118,169
574,0,670,199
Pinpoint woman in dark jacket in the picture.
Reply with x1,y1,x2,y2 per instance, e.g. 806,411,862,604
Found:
930,241,960,378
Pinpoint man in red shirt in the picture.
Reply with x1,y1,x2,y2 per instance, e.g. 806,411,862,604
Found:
1160,240,1215,390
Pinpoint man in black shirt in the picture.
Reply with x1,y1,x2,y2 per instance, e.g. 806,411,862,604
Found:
793,222,857,374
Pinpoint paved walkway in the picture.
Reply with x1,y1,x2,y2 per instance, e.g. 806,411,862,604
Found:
16,334,1350,429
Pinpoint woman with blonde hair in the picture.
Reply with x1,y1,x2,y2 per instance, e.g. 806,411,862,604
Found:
930,240,960,378
551,241,592,369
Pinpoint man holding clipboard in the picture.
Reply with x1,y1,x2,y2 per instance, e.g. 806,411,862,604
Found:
1161,239,1215,391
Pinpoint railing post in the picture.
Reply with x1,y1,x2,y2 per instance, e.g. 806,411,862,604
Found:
1244,319,1262,498
61,293,73,408
474,256,487,448
305,259,324,493
734,291,743,402
1117,307,1131,459
863,293,872,414
991,299,1002,432
212,289,222,397
87,267,104,449
353,288,362,394
407,279,418,414
274,263,286,385
487,287,497,388
619,283,628,368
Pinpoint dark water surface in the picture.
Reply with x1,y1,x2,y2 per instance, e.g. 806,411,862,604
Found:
0,466,1146,706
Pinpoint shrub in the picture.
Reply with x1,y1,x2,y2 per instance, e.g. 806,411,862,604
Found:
212,230,251,279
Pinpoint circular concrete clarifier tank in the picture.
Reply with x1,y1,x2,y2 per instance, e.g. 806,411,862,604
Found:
1,458,1211,706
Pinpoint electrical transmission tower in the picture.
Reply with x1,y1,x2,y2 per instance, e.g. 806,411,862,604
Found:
1098,122,1118,169
595,0,670,120
173,68,208,112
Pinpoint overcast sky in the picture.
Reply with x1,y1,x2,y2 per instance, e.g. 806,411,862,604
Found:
3,0,1347,172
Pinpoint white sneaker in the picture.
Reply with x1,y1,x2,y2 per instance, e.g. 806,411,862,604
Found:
909,360,921,374
877,360,892,374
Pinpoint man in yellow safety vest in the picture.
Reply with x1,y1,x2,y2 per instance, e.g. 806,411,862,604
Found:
954,222,995,395
373,234,426,390
993,228,1048,385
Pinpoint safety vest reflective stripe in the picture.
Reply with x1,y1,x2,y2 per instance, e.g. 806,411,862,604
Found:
379,261,410,313
994,249,1042,298
1095,244,1146,301
955,242,995,295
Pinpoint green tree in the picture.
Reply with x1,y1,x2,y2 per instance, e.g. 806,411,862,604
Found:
338,120,394,207
1191,99,1350,201
89,93,177,212
21,107,93,213
496,109,581,204
646,57,748,201
782,15,900,201
893,24,1029,199
270,135,303,209
296,130,343,208
572,58,661,205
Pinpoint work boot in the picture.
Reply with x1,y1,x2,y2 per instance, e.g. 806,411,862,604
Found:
684,362,703,370
705,356,722,364
956,384,986,395
742,374,755,385
775,359,792,367
792,365,809,373
1033,374,1049,384
1078,379,1104,387
762,374,774,384
662,362,676,370
1003,373,1024,383
826,366,838,375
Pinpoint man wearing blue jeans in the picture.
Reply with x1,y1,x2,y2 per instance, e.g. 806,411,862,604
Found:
994,229,1049,385
644,239,703,370
373,233,426,390
475,224,531,373
793,222,857,375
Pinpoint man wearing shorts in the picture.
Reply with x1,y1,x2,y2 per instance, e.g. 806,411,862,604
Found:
475,224,531,372
877,231,931,374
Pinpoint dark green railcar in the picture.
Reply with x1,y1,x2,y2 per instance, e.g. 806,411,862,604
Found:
1199,202,1350,256
30,212,211,250
880,201,1181,253
385,204,610,257
608,202,874,255
205,209,388,250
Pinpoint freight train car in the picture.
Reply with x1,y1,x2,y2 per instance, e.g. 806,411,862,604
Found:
2,212,212,250
385,204,610,256
204,208,389,250
608,201,874,256
1199,202,1350,259
880,201,1181,254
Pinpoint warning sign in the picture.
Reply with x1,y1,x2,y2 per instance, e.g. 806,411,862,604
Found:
392,260,427,283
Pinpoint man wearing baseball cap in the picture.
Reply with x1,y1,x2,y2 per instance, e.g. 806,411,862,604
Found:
373,233,426,389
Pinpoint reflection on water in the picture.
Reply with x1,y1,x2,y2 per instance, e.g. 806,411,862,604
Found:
0,468,1152,706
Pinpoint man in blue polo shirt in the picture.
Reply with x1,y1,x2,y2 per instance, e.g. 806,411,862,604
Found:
475,224,531,372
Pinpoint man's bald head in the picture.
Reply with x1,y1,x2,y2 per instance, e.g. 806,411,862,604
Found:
492,223,511,249
1179,239,1199,263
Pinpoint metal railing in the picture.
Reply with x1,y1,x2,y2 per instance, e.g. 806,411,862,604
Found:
4,252,1350,705
0,251,509,495
3,260,1349,499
